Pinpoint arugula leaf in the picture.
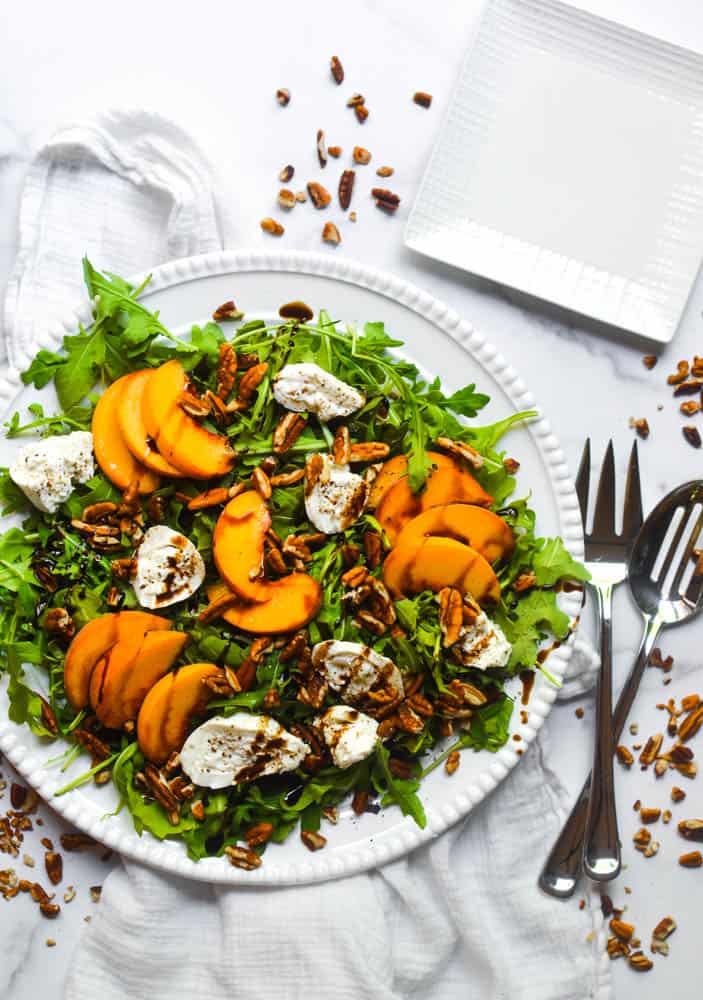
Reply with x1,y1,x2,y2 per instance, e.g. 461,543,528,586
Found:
461,697,513,752
497,590,571,670
0,469,30,515
372,744,426,828
532,537,590,586
54,328,106,411
21,350,67,389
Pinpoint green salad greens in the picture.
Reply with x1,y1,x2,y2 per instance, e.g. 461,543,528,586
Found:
0,259,588,864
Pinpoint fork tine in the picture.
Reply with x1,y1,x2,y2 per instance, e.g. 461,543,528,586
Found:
590,440,616,539
670,507,703,598
575,438,591,526
621,441,643,543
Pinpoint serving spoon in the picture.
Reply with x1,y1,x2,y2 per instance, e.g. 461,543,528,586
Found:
540,480,703,898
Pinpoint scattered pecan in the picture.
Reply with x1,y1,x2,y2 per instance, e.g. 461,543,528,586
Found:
640,807,661,824
276,88,290,106
340,542,360,567
353,146,371,165
144,764,181,825
295,190,307,203
692,356,703,377
376,166,394,177
198,590,241,625
44,608,75,639
118,480,141,517
262,688,280,709
270,469,305,487
238,362,269,403
682,693,701,711
371,188,400,212
307,182,331,209
305,452,326,493
667,360,690,384
363,531,383,569
279,164,295,183
678,704,703,742
186,487,231,511
650,648,674,671
674,379,703,396
355,610,387,636
330,425,350,466
212,301,243,323
279,632,308,664
317,129,327,168
328,146,342,158
628,952,652,971
322,222,341,245
178,391,210,419
349,211,357,222
628,417,649,439
355,105,369,123
669,743,694,764
111,555,137,582
43,851,62,886
683,425,702,448
654,758,669,778
279,300,314,323
438,587,463,648
273,412,307,454
245,822,274,847
642,355,658,369
72,730,111,763
297,672,329,709
189,800,205,822
38,696,59,736
397,703,424,734
277,188,296,210
639,733,663,766
300,830,327,851
349,442,390,462
59,833,98,851
40,902,61,919
347,93,365,107
663,809,673,824
83,501,118,523
352,790,369,815
514,571,537,593
105,586,122,609
252,467,272,501
436,438,483,471
633,827,651,850
607,936,630,959
330,55,344,84
338,169,356,211
225,845,262,870
610,918,634,941
503,457,521,475
672,786,687,802
678,850,703,868
678,818,703,842
680,400,701,416
261,217,285,236
444,750,460,775
413,91,433,108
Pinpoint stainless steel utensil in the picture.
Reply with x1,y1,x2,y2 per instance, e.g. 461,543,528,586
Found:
540,479,703,898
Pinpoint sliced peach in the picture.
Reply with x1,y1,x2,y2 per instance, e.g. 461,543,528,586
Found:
95,630,189,729
382,536,500,604
376,452,493,544
117,370,184,477
143,360,235,480
213,491,272,602
64,611,170,709
394,503,514,565
92,379,161,493
207,575,323,635
367,454,413,510
137,662,221,765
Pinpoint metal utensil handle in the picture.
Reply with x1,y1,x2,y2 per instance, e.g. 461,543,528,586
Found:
539,615,661,897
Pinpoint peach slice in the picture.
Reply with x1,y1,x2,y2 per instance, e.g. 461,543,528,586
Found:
382,536,501,604
94,630,190,729
92,378,161,493
142,360,235,480
376,453,493,544
117,370,184,477
213,490,273,602
207,575,323,635
137,662,221,765
394,503,514,565
64,611,170,710
367,454,414,510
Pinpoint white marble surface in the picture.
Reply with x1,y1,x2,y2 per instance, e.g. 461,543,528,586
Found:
0,0,702,996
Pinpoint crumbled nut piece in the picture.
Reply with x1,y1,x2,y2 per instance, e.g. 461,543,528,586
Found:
615,745,634,767
371,188,401,212
629,722,639,735
317,129,327,169
59,833,98,852
575,707,584,719
307,182,331,209
349,211,357,222
682,694,701,712
351,789,369,815
347,93,365,107
328,146,342,158
667,360,690,384
44,608,75,639
300,830,327,852
376,166,394,177
643,839,660,858
363,531,383,570
610,918,634,941
607,936,630,959
672,786,687,803
338,169,355,210
681,424,701,448
244,822,274,848
633,799,641,810
514,571,537,593
628,417,649,439
322,222,341,245
503,457,520,475
212,300,243,323
353,146,371,165
600,894,614,917
330,55,344,84
674,379,703,396
642,355,658,370
225,845,262,870
436,435,484,470
640,807,661,824
445,750,460,775
652,916,677,946
273,412,307,454
278,189,296,210
639,733,663,766
678,850,702,867
679,703,703,741
680,400,701,416
295,190,307,203
628,952,653,971
662,810,673,825
276,88,290,106
633,827,651,850
44,852,62,885
654,758,669,778
413,91,433,108
23,853,34,868
355,105,369,124
261,217,284,236
678,818,703,842
279,164,294,183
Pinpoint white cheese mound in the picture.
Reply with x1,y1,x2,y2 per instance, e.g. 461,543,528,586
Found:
304,453,368,534
9,431,94,513
454,612,512,671
315,706,378,769
273,363,365,422
132,525,205,609
180,713,310,789
312,640,404,705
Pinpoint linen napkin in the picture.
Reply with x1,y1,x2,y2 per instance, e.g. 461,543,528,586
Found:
1,111,610,1000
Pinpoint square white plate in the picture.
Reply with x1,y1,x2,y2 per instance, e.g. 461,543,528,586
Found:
405,0,703,343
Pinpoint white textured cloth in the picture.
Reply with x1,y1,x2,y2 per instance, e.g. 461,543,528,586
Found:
1,110,610,1000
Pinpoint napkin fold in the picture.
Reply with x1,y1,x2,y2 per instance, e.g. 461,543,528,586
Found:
0,110,610,1000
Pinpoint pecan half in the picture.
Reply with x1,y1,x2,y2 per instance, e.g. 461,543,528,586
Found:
353,146,371,165
674,379,703,396
684,425,703,448
349,442,390,462
607,936,630,959
679,704,703,742
436,436,483,470
628,952,653,972
238,362,269,403
212,301,243,323
316,129,327,168
371,188,400,212
438,587,463,647
678,818,703,842
44,851,62,886
640,807,661,824
252,467,272,500
667,361,689,384
330,55,344,84
639,733,663,766
609,919,634,941
672,786,687,802
307,182,331,209
276,88,290,106
678,850,703,868
363,531,383,569
355,105,369,124
300,830,327,852
245,822,274,847
270,469,305,487
178,391,210,419
397,703,424,734
83,501,118,523
187,487,231,511
279,164,294,183
261,217,285,236
616,745,634,768
322,222,341,245
413,91,433,108
215,342,238,400
225,845,262,870
44,608,75,639
297,673,329,709
337,169,356,211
